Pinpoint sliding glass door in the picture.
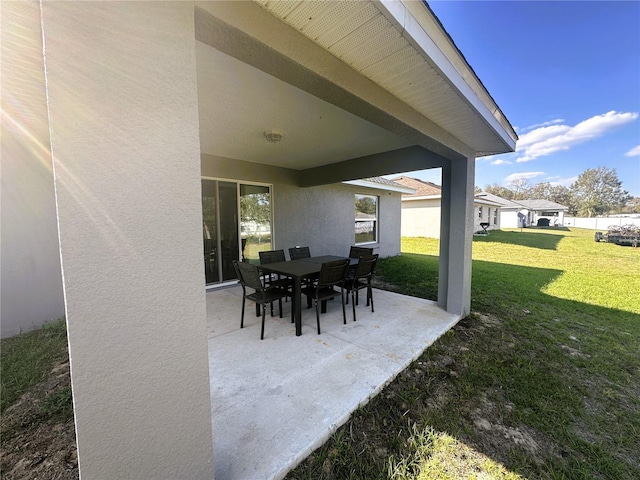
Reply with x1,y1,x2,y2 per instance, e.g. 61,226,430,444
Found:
202,179,272,286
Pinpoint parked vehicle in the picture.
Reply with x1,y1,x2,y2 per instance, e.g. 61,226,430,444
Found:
595,225,640,247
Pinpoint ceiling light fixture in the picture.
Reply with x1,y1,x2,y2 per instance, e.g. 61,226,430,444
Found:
264,129,283,143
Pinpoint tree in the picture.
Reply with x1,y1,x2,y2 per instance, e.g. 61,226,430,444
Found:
508,178,532,200
483,183,515,200
570,167,631,217
240,192,271,226
529,182,575,213
621,197,640,214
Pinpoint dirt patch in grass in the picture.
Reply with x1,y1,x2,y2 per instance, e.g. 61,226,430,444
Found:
1,359,78,480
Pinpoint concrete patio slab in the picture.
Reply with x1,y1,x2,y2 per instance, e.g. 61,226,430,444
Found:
207,285,460,480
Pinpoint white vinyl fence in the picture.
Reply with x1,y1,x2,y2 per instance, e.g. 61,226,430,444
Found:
563,216,640,230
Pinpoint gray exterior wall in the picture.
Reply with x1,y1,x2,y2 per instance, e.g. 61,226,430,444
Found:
202,154,403,259
274,183,401,258
1,1,65,338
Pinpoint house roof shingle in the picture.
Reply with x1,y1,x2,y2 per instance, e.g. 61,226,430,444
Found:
516,199,568,211
390,176,441,197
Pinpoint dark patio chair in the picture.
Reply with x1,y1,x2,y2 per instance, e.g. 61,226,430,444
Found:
346,246,374,282
232,260,291,340
301,258,350,334
259,249,293,317
288,246,311,260
345,254,378,322
349,246,373,259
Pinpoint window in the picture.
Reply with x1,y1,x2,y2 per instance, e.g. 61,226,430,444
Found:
478,206,483,218
493,208,498,225
355,194,378,244
202,179,272,285
541,211,558,217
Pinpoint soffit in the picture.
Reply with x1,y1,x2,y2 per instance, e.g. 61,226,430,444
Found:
254,0,516,156
196,41,412,169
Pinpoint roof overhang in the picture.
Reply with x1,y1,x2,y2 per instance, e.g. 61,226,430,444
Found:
194,0,517,183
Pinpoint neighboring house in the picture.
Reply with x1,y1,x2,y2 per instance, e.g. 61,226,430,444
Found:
516,199,568,227
1,1,516,477
476,192,526,228
392,176,503,238
476,193,567,228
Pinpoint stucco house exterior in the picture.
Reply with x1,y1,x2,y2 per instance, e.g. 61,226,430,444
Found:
516,199,568,227
476,191,526,229
392,176,503,237
1,1,516,477
476,193,567,228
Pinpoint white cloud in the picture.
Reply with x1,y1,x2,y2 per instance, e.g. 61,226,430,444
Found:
491,159,512,165
515,111,638,163
505,171,545,183
521,118,565,133
625,145,640,157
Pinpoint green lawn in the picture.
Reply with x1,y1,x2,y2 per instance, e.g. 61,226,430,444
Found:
287,228,640,479
3,228,639,479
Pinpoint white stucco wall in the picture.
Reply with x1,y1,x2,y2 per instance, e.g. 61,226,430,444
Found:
400,199,441,238
473,204,500,232
1,1,65,338
40,2,213,477
275,183,402,258
201,155,404,258
500,210,520,229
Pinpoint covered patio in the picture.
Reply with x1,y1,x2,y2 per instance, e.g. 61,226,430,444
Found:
207,285,460,479
2,0,517,477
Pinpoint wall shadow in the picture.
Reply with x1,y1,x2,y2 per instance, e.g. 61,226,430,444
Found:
473,229,564,250
361,254,640,480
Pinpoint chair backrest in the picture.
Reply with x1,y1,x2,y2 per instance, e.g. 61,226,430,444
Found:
354,254,378,280
349,246,374,259
232,260,244,286
234,261,264,291
289,246,311,260
259,249,286,265
318,258,350,288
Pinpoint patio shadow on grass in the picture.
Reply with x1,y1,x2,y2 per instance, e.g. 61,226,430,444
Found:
473,229,564,250
287,258,640,480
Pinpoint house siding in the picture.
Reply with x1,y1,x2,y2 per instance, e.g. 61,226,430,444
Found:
1,1,65,338
401,199,441,238
201,154,403,258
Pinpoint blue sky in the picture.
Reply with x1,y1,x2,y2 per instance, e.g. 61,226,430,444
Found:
411,1,640,196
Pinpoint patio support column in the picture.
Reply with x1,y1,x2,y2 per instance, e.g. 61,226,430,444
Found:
41,2,214,478
438,157,475,316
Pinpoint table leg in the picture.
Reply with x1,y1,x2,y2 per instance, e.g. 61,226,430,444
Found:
294,276,302,336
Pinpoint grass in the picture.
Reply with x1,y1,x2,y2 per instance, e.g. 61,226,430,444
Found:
2,228,639,479
287,228,640,479
1,318,69,414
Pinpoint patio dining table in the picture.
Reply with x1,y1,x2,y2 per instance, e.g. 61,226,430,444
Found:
259,255,357,336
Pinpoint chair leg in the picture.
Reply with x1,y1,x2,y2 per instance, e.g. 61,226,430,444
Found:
315,299,321,334
260,304,266,340
369,286,374,312
351,290,356,322
278,298,283,318
241,297,246,329
341,290,347,325
255,303,260,317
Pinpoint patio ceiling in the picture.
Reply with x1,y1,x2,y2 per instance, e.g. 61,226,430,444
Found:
195,0,517,175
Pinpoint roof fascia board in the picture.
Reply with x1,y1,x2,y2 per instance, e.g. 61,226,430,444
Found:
343,179,416,194
402,194,441,201
374,0,517,152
